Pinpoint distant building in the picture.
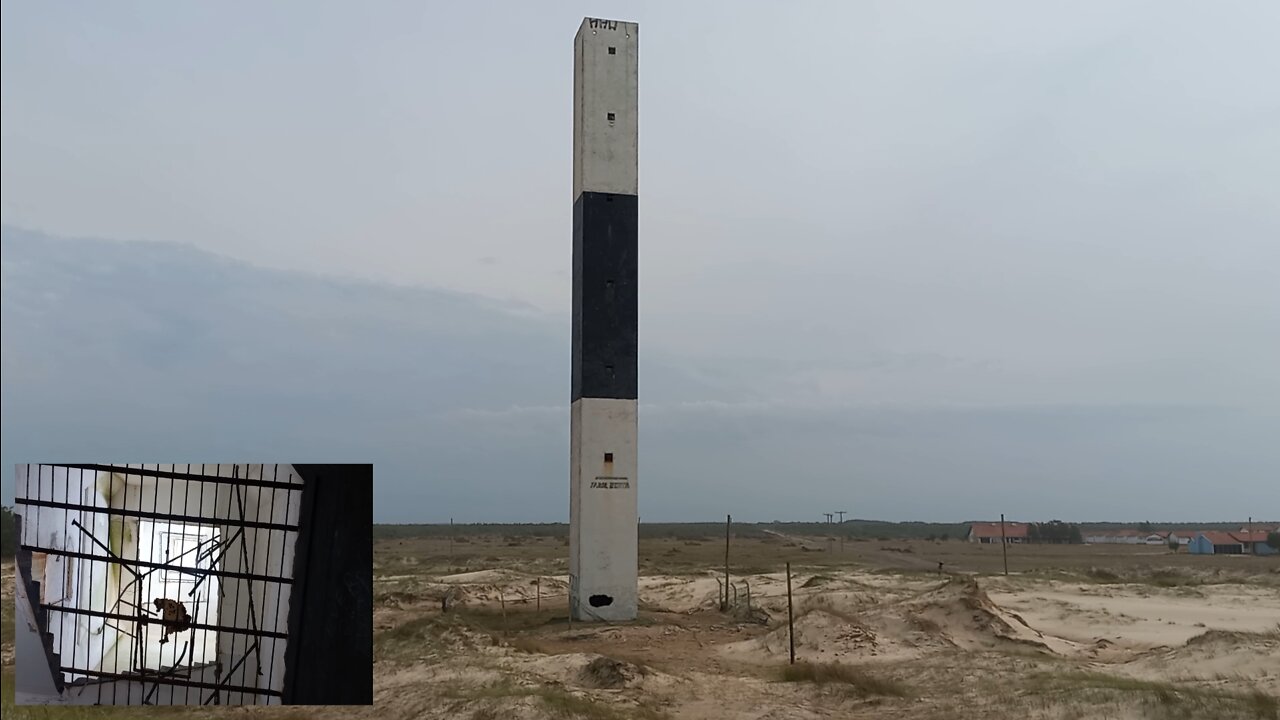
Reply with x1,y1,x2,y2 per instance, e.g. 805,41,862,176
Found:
967,522,1029,544
1146,531,1188,546
1186,530,1276,555
1233,528,1279,556
1083,529,1145,545
1083,530,1190,546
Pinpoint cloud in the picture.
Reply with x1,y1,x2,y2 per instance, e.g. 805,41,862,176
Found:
2,226,1276,524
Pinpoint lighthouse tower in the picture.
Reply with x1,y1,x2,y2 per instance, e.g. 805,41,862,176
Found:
568,17,639,622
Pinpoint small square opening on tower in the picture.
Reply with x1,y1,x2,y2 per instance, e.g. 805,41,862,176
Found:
607,112,616,122
604,453,614,463
608,46,616,55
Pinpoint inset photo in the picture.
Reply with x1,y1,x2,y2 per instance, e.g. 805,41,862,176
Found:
9,464,371,706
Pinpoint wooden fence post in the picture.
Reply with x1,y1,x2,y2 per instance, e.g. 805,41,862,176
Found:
1001,513,1009,576
723,514,731,612
786,562,795,665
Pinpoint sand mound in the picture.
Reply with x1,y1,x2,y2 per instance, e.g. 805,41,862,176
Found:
501,650,683,696
425,571,569,608
438,569,525,585
1185,627,1279,647
724,577,1078,664
906,578,1057,651
1118,625,1280,693
639,575,724,613
580,656,646,689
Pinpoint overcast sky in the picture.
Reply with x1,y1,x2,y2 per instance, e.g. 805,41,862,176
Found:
2,2,1277,521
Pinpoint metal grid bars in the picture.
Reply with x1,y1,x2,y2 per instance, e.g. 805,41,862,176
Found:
14,464,303,706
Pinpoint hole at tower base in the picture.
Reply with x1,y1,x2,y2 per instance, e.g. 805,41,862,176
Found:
608,46,616,54
589,594,614,607
604,453,613,463
607,112,615,122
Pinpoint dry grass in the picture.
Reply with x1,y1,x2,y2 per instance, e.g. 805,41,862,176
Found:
508,635,553,654
1027,671,1278,720
440,678,668,719
779,661,910,698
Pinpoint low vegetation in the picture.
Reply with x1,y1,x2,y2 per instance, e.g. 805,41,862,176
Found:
440,678,668,720
779,661,910,698
1028,671,1278,720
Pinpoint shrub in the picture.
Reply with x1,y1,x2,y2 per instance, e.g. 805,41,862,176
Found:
780,662,909,697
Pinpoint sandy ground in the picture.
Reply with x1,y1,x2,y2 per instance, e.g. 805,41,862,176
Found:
5,541,1278,719
989,581,1280,647
360,538,1280,720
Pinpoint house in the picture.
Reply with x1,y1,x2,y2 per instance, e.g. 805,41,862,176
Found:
1145,531,1188,546
1188,531,1245,555
967,522,1029,544
1188,528,1279,556
1233,529,1279,556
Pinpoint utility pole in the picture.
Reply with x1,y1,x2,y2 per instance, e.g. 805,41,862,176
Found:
723,514,731,612
835,511,846,524
1249,516,1254,555
1000,513,1008,576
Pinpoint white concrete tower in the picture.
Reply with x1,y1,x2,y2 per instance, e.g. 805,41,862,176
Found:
569,16,639,622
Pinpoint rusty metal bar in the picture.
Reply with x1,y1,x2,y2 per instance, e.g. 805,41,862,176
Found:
62,667,279,698
40,604,288,639
21,545,293,585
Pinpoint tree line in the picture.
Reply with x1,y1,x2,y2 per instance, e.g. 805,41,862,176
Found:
1026,520,1084,544
1,505,15,557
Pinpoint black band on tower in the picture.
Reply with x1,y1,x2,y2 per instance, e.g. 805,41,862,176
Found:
572,190,638,401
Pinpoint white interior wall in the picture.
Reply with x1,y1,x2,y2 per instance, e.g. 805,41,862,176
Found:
135,518,219,670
